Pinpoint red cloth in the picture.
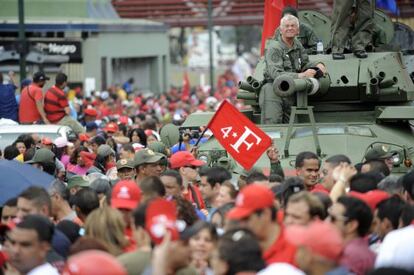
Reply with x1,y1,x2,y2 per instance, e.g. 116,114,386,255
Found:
44,85,68,123
182,184,206,210
19,83,43,123
260,0,297,55
263,225,297,266
311,184,330,195
181,72,190,101
340,237,376,275
207,100,272,170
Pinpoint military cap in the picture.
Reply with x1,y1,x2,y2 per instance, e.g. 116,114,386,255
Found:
116,158,135,170
134,149,164,167
365,145,394,161
25,148,55,164
67,175,90,189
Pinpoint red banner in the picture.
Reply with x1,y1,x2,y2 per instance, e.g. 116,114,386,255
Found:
260,0,297,56
207,100,272,170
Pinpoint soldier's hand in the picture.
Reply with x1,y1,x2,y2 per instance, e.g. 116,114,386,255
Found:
267,145,280,163
299,69,317,78
316,63,327,74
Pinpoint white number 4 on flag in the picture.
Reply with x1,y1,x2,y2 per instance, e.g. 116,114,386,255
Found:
221,127,233,139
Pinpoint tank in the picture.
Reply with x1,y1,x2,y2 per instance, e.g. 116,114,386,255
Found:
168,9,414,175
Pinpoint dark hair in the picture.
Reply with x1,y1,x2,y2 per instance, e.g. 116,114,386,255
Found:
377,196,405,229
282,6,298,18
203,167,232,188
69,146,89,165
312,192,332,219
90,135,106,146
269,174,284,184
281,177,305,207
128,128,147,147
17,134,35,150
185,221,218,241
172,196,199,226
160,169,183,187
133,201,149,228
218,228,266,274
38,161,57,176
246,172,268,185
350,172,382,193
400,204,414,227
364,160,390,177
140,176,166,198
24,147,36,162
17,214,54,243
401,170,414,200
56,220,81,244
118,124,128,137
295,151,319,168
72,188,100,217
3,145,19,160
337,196,373,237
121,143,135,154
19,186,51,215
3,197,17,207
55,73,68,86
222,182,238,200
325,154,351,167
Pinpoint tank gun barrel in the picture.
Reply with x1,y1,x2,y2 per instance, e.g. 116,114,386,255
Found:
273,75,330,98
238,81,256,93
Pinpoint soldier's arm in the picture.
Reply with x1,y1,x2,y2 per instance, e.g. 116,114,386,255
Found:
265,46,298,80
303,24,319,54
300,44,326,74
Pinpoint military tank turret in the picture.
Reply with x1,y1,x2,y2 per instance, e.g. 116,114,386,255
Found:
174,9,414,175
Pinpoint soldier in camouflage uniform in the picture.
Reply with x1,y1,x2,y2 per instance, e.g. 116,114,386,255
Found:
331,0,373,59
274,6,319,54
259,15,326,124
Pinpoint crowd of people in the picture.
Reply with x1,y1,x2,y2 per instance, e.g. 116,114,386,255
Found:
0,69,413,275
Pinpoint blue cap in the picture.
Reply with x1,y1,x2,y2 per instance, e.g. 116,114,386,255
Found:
85,121,98,131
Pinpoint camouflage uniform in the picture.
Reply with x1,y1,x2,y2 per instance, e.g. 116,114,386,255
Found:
259,38,319,124
331,0,373,54
274,22,319,54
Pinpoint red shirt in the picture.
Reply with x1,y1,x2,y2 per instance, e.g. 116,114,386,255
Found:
182,184,206,210
263,226,297,266
311,183,330,195
44,85,68,123
19,83,43,123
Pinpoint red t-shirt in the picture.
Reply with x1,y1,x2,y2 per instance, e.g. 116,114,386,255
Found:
263,225,297,266
311,183,330,195
19,84,43,123
44,85,68,123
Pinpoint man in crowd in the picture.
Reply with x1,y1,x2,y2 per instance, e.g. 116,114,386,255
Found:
1,197,18,224
259,14,326,124
0,71,18,122
170,151,206,210
7,215,59,275
284,191,325,226
48,180,81,224
117,159,136,181
295,151,320,191
160,169,184,198
329,196,375,275
316,154,352,194
43,73,84,134
19,71,50,124
134,149,165,183
227,184,297,265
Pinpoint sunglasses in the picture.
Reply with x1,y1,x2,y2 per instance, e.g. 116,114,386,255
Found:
184,166,198,170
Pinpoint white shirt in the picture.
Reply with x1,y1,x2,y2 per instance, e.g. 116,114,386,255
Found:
375,225,414,271
258,263,306,275
27,263,59,275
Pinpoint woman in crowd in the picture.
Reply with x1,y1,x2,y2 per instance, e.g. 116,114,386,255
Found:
67,146,95,176
128,128,147,147
216,182,238,208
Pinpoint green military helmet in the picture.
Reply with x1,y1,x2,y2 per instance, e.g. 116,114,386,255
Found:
214,156,235,172
364,145,395,161
134,148,165,167
159,123,180,148
116,158,135,170
147,141,169,157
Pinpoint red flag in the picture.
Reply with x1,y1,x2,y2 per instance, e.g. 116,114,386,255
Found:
260,0,297,56
207,100,272,170
181,72,190,100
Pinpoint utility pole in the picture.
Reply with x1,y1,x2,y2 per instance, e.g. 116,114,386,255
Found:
18,0,27,80
207,0,214,95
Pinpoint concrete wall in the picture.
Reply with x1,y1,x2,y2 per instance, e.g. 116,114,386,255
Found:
83,31,169,93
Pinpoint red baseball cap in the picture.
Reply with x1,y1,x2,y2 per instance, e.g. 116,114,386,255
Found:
169,151,205,169
119,116,129,125
227,184,274,220
348,190,390,211
111,180,142,210
41,137,53,145
79,133,90,142
62,250,127,275
104,122,119,133
145,198,180,244
84,108,98,117
285,220,344,262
